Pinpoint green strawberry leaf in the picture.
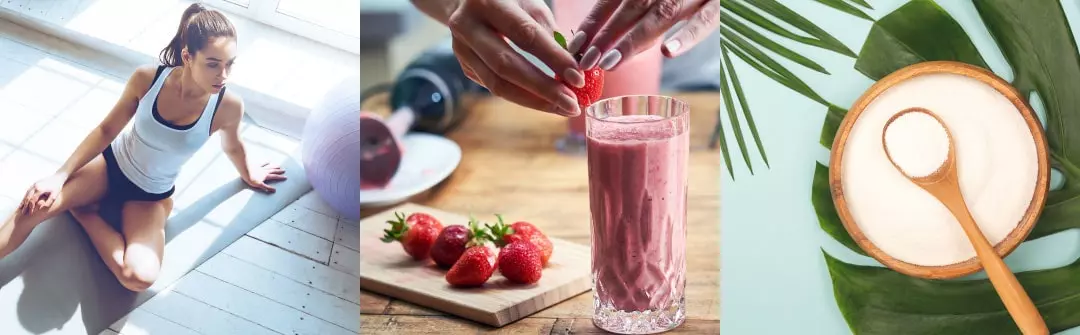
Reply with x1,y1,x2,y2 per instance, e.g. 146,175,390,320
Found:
484,214,515,248
554,31,567,50
381,211,409,242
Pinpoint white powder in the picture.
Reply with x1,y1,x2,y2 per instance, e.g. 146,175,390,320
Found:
840,73,1039,267
882,111,951,178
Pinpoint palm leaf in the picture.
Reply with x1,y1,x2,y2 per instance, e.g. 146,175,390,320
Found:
813,0,874,21
720,14,831,74
719,28,830,106
713,0,869,178
723,45,769,169
716,43,754,177
715,55,738,180
729,0,857,57
847,0,872,9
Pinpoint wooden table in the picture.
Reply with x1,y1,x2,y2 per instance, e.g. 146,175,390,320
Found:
359,93,721,334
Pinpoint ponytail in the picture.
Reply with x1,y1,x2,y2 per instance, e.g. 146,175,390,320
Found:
159,3,236,67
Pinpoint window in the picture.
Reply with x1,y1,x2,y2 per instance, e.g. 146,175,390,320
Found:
202,0,359,54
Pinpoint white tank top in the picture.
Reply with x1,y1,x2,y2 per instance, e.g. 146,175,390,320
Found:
111,66,224,194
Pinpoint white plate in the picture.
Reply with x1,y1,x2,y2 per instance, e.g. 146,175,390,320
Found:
359,133,462,208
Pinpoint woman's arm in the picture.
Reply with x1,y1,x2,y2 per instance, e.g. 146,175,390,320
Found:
56,66,153,179
215,93,285,193
216,93,252,183
410,0,463,25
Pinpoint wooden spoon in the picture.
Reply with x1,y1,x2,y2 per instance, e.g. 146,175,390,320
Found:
881,107,1048,335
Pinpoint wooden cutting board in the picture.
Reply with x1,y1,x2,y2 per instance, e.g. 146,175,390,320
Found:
358,203,593,327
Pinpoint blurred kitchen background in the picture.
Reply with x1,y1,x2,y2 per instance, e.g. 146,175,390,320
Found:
360,0,724,97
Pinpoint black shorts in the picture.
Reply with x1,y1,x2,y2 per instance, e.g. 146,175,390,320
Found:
101,144,174,203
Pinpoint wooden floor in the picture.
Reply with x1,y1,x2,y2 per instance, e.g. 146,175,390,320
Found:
105,193,360,335
0,9,360,335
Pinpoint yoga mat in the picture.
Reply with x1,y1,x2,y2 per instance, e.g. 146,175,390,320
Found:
0,144,314,334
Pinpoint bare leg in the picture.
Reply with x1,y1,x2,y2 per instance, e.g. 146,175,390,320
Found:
70,204,129,287
0,155,109,259
74,198,170,292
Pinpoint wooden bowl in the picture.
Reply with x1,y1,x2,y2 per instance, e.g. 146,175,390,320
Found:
828,61,1050,279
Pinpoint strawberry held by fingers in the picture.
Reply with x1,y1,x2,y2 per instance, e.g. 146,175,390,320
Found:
381,211,444,261
553,31,604,111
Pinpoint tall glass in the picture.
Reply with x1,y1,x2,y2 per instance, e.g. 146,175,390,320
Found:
554,0,663,154
586,95,688,334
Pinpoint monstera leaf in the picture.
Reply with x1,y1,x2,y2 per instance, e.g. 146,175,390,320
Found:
812,0,1080,333
716,0,872,179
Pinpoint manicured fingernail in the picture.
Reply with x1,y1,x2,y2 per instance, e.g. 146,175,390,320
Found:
599,50,622,70
563,68,585,88
549,104,577,116
568,31,587,54
580,46,601,69
664,39,682,55
559,95,580,115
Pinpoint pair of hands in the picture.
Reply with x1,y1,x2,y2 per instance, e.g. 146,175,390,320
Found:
446,0,719,116
19,163,287,216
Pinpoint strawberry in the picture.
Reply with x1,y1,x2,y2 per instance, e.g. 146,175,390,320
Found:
553,31,604,110
430,221,473,269
381,211,444,261
404,212,441,227
527,232,554,267
497,240,543,284
445,220,497,287
486,214,554,266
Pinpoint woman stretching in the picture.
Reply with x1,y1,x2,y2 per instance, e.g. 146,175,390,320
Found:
0,3,286,292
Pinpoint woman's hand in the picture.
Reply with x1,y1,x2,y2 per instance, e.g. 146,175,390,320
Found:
21,172,68,215
447,0,586,117
244,163,287,193
569,0,720,71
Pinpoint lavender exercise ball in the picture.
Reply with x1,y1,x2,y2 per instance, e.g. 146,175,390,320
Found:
301,75,361,220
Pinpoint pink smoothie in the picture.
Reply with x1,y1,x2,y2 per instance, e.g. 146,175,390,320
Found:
586,114,688,312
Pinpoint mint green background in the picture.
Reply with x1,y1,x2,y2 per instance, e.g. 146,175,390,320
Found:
719,1,1080,334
